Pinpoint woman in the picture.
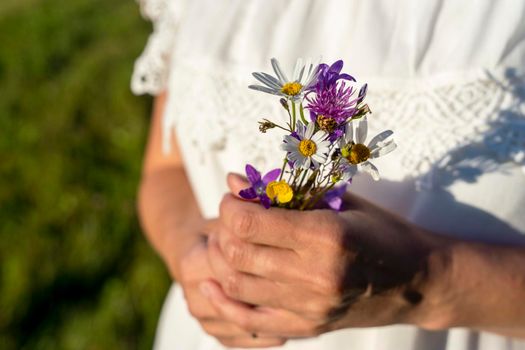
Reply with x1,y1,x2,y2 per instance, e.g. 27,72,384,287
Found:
133,0,525,349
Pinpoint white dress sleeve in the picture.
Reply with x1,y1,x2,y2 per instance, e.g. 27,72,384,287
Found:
130,0,183,95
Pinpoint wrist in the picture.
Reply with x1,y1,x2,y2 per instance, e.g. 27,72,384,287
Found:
393,229,458,330
157,220,205,280
415,241,525,331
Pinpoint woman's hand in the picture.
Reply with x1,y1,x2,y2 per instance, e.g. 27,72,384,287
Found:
202,174,525,339
203,187,446,338
168,219,287,348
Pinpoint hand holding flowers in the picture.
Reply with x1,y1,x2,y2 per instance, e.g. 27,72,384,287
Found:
196,58,525,344
201,176,454,338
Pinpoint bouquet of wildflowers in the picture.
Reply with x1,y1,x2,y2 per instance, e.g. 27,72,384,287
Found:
240,58,396,211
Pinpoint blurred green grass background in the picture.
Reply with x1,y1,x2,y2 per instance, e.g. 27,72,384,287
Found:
0,0,171,348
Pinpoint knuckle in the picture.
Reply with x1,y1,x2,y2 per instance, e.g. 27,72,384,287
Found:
223,272,242,298
323,213,346,239
319,273,342,295
231,210,256,238
223,239,247,268
314,215,348,256
304,299,332,320
235,314,254,333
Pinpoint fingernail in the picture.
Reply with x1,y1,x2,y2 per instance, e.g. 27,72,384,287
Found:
200,282,211,297
228,172,246,183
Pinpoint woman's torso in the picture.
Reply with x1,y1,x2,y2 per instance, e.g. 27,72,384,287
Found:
133,0,525,348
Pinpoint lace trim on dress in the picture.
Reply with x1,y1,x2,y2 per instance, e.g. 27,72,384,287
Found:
367,68,525,189
131,0,182,95
167,59,525,189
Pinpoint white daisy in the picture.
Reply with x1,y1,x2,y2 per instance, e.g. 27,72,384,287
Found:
281,122,330,169
339,117,396,181
249,58,320,100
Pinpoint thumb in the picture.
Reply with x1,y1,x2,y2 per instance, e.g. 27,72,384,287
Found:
227,172,250,198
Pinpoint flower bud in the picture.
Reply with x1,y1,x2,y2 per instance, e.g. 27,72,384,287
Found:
280,98,289,111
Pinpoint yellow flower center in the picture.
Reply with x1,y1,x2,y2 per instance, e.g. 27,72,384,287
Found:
346,143,371,164
281,82,303,96
317,115,337,132
266,180,293,203
299,139,317,157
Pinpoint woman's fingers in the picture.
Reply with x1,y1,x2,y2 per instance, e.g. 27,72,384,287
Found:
200,280,322,338
216,335,287,348
201,319,285,346
227,172,251,199
199,319,250,338
219,194,307,249
207,234,287,308
214,229,300,281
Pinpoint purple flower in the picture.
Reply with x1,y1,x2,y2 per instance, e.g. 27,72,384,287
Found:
309,60,355,92
239,164,281,209
306,82,358,126
322,184,348,211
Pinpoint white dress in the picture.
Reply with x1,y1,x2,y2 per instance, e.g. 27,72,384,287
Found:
132,0,525,349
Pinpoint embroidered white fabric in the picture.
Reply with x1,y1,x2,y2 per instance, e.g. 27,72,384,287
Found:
130,0,181,95
166,59,525,189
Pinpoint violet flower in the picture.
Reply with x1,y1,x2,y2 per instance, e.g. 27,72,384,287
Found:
308,60,355,92
322,184,348,211
306,82,359,128
239,164,281,209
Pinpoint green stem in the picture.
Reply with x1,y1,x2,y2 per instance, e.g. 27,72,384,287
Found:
278,158,287,181
297,171,319,210
274,124,293,133
299,103,308,125
291,101,297,131
297,169,309,191
285,102,293,128
304,182,336,210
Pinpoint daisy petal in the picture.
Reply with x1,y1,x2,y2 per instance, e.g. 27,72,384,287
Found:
356,117,368,144
287,152,301,163
252,72,282,89
281,142,297,152
370,140,397,159
299,156,310,169
296,122,306,138
341,165,357,182
248,85,281,96
361,161,380,181
305,122,315,139
312,153,327,163
292,58,303,82
367,130,393,151
297,65,306,84
345,121,354,143
271,58,288,84
284,135,300,144
312,132,328,143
